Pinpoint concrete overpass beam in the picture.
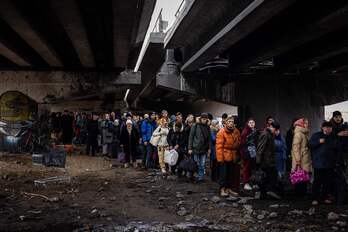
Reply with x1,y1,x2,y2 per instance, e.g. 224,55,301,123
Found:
0,0,62,67
0,41,30,66
180,0,295,72
50,0,95,68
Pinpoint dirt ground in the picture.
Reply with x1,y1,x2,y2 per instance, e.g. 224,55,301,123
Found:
1,152,348,232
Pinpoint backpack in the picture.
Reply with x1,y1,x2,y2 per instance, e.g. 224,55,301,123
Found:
244,130,259,158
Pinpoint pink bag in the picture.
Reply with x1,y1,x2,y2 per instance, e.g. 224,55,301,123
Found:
290,168,310,185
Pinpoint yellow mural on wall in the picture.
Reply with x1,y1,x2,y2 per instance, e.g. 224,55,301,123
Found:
0,91,35,122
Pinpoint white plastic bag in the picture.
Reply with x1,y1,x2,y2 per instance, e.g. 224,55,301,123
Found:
164,149,179,166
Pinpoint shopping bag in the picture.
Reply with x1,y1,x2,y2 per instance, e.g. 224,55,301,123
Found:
164,149,179,166
290,168,310,185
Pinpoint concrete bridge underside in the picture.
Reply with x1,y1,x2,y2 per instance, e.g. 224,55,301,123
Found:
133,0,348,130
0,0,156,112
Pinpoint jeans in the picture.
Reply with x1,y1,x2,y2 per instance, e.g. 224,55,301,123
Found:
211,159,219,182
194,153,207,181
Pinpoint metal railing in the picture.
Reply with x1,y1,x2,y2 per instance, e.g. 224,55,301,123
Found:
175,0,186,18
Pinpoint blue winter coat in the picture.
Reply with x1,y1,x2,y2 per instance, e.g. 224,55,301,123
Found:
274,135,287,174
309,131,337,169
141,119,157,143
210,129,218,160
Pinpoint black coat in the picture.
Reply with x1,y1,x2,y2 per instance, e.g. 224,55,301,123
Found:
167,128,187,154
256,129,275,168
310,131,337,169
86,119,99,139
120,127,140,156
60,114,74,135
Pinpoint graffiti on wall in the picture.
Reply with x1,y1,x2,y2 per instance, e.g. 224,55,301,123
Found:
0,91,38,153
0,91,37,123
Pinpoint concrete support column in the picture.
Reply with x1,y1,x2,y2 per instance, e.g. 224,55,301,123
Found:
237,77,324,132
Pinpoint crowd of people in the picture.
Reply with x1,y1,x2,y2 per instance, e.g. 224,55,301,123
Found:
47,109,348,206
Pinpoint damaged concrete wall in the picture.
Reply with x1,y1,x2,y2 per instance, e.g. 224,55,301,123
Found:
236,76,325,132
0,71,75,103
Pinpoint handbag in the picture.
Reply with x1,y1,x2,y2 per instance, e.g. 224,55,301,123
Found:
149,128,161,146
179,157,198,172
247,145,257,158
250,168,266,186
164,149,179,166
290,167,310,185
118,148,126,163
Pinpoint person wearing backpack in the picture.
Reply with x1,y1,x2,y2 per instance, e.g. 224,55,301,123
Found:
240,118,258,191
216,116,241,197
188,113,211,183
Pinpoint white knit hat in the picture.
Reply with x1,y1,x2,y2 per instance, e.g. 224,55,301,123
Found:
126,120,132,125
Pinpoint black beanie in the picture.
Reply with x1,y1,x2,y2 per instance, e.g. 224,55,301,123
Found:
333,111,342,117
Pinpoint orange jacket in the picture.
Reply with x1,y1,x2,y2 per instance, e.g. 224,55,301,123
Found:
216,127,241,162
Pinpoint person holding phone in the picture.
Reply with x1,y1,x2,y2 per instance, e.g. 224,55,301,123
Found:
309,121,337,205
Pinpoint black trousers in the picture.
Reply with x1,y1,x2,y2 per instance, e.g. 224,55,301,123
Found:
86,137,98,156
312,168,333,200
260,167,278,196
211,159,219,182
219,161,240,192
172,152,184,175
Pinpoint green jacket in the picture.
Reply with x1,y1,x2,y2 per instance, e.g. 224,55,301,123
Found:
188,123,211,154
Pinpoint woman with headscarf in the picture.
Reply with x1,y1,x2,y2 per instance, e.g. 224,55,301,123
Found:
120,120,140,168
291,118,312,196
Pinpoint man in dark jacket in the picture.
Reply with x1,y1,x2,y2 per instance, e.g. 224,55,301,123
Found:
188,113,211,183
330,111,348,205
310,121,337,205
86,113,99,156
256,121,280,199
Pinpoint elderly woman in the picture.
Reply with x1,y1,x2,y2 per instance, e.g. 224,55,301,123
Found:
120,120,140,168
152,118,169,173
291,118,312,196
216,116,241,197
